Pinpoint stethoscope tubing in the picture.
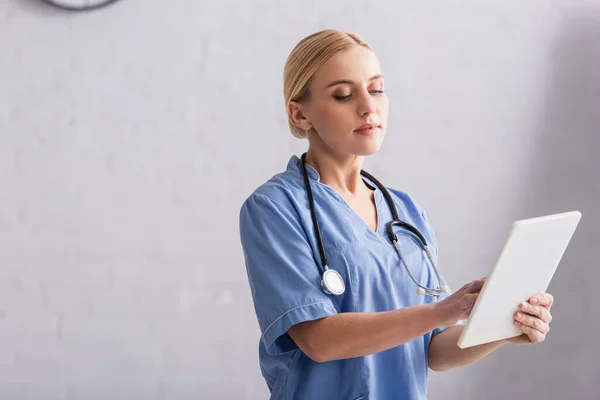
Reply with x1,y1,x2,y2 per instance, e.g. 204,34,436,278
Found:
300,152,447,297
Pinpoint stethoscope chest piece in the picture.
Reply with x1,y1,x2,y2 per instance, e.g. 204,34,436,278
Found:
321,268,345,295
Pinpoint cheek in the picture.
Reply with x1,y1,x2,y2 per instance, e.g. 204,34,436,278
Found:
314,104,354,132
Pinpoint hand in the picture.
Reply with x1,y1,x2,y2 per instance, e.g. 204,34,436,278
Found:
433,277,487,326
507,293,554,345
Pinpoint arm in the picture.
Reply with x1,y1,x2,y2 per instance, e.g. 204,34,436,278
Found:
289,277,486,363
288,303,441,363
428,325,508,371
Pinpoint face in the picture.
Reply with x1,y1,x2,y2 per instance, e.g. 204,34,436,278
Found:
289,45,389,157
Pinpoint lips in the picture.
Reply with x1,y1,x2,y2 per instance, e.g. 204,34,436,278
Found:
354,123,380,134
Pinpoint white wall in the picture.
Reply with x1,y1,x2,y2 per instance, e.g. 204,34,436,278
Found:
1,0,599,398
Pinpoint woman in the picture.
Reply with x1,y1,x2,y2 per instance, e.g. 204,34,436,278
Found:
239,29,554,400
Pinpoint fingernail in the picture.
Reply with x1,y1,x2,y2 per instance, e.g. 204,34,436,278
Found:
531,298,538,305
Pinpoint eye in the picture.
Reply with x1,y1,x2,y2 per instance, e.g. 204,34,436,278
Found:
333,88,385,101
334,94,352,101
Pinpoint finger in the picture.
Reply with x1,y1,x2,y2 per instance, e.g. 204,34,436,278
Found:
519,302,553,324
530,293,554,309
462,293,480,316
514,319,546,344
459,279,481,292
465,293,479,303
514,312,550,335
467,278,487,293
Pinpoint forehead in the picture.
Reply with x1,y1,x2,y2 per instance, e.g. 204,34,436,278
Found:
312,46,383,88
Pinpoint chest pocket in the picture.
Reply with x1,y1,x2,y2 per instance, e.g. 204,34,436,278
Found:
319,241,361,313
337,227,436,313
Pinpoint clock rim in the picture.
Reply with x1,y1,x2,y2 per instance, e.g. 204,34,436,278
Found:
40,0,124,12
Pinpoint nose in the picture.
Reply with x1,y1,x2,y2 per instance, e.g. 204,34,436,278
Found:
357,90,377,116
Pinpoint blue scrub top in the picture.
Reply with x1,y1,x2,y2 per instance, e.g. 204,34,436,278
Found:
239,155,453,400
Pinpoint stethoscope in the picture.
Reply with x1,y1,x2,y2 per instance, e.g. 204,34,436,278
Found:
300,153,450,297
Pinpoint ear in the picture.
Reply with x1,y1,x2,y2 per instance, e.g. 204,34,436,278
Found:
288,101,313,131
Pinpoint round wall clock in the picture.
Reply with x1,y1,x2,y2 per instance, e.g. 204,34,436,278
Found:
41,0,123,11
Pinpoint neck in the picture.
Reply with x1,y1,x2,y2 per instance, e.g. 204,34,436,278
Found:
304,148,368,196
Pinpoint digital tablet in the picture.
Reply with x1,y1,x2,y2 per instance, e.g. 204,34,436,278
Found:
456,210,582,349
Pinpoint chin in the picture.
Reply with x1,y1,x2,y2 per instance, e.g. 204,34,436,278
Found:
353,142,383,156
356,136,385,156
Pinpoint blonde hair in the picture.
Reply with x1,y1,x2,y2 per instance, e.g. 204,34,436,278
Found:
283,29,373,139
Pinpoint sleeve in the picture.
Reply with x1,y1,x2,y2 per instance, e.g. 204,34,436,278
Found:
239,193,339,355
419,208,464,336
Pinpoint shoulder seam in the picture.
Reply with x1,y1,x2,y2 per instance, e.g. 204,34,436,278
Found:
249,191,294,212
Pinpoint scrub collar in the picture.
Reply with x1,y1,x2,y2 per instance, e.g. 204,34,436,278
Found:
287,155,319,181
287,155,383,203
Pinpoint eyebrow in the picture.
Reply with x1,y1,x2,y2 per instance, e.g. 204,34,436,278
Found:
326,74,384,88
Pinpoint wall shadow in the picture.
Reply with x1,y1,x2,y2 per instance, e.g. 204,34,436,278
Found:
470,8,600,400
